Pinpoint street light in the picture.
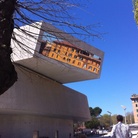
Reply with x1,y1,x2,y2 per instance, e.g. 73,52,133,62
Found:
107,111,112,126
121,105,126,124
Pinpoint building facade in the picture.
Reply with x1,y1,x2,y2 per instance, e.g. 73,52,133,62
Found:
0,22,104,138
131,94,138,123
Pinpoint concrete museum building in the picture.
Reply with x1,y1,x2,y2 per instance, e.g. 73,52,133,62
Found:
0,21,104,138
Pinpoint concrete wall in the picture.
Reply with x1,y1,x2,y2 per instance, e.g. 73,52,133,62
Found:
0,65,90,138
11,22,104,83
0,114,73,138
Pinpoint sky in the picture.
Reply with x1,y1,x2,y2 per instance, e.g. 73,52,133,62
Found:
64,0,138,116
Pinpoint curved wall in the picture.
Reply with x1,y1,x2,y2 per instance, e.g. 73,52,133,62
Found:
0,65,90,121
0,65,90,138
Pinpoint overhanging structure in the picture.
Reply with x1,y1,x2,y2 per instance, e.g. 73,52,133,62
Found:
0,21,104,138
11,21,104,83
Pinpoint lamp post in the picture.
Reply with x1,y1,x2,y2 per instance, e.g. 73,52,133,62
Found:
121,105,126,124
107,111,112,127
99,115,103,127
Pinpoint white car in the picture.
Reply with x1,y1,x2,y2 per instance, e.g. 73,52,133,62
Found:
129,124,138,138
98,129,108,135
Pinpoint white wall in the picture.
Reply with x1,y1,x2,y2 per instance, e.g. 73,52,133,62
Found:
11,22,42,61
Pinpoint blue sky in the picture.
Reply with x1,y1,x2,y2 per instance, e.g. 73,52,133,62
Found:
65,0,138,116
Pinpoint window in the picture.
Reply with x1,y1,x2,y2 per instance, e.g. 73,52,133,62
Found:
39,42,46,54
136,109,138,112
83,64,87,68
83,58,86,62
68,54,72,57
136,104,138,107
88,66,92,70
93,62,96,65
63,57,66,60
78,62,81,66
134,100,138,103
54,48,56,52
79,56,83,60
80,50,89,56
58,50,60,54
67,58,70,62
52,53,54,57
93,68,97,73
72,60,75,64
71,48,74,52
74,55,77,58
76,49,79,53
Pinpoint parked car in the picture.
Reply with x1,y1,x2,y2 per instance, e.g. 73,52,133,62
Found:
97,129,108,135
129,124,138,138
82,129,93,136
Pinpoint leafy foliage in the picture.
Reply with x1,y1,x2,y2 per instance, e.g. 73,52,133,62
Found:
89,107,102,117
100,114,111,129
85,117,100,129
85,107,102,129
133,0,138,24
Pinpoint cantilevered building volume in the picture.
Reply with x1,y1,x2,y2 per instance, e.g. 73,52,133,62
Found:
0,21,104,138
11,21,104,83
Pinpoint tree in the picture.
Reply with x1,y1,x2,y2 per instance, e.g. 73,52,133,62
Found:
133,0,138,24
126,112,134,124
89,107,102,117
0,0,17,94
100,114,111,129
85,107,102,129
94,107,102,117
85,117,100,129
0,0,101,95
111,112,134,125
111,114,118,125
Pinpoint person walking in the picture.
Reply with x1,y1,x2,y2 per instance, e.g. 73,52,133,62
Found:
110,115,132,138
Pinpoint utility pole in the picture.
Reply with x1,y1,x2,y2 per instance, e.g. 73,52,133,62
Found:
107,111,112,126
